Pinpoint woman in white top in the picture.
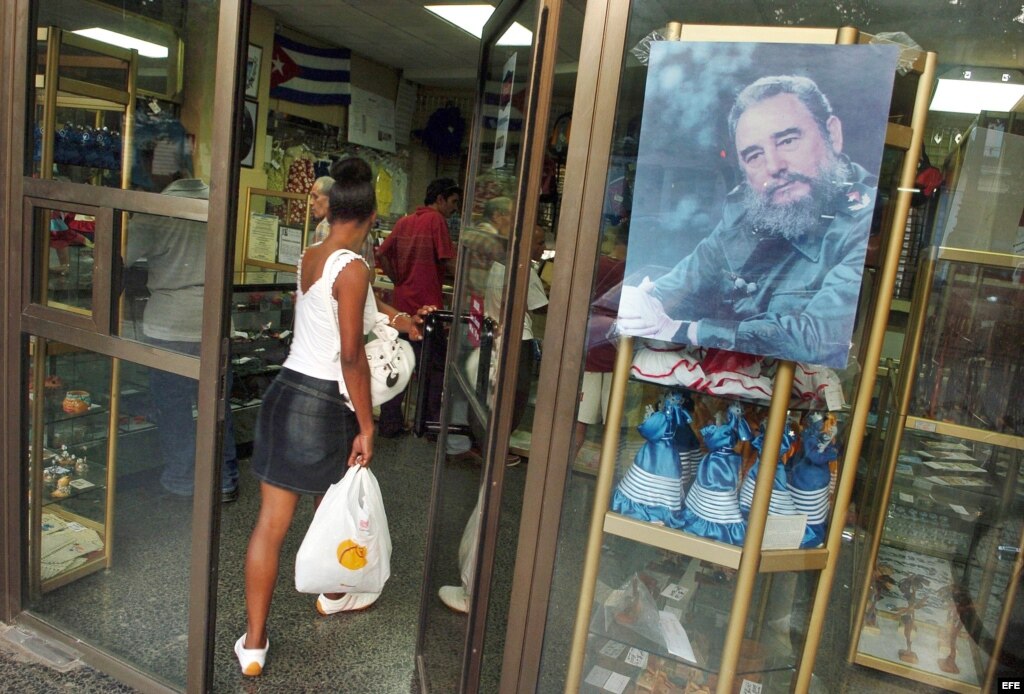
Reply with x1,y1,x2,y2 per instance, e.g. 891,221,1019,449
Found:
236,158,421,676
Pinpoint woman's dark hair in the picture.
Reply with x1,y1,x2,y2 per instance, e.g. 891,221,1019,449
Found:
327,157,376,223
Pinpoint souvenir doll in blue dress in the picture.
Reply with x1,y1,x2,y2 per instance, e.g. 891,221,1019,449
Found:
676,402,751,545
669,392,703,499
611,396,685,526
738,425,798,518
787,412,838,548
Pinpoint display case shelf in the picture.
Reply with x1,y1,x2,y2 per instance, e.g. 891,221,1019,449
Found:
851,212,1024,692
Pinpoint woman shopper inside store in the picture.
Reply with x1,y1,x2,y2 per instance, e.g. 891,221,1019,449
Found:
236,157,424,676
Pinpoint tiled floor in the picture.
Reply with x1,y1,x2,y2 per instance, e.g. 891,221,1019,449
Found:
0,431,998,692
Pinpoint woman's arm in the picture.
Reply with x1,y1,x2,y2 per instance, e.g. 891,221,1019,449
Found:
373,294,437,341
335,262,375,467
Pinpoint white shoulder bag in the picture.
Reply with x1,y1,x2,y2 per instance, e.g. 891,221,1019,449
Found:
324,249,416,406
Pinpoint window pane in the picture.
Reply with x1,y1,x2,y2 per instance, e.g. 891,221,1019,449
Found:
27,341,196,689
120,207,209,356
32,205,96,316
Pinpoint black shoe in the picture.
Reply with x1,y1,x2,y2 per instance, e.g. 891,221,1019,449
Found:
378,426,406,439
221,487,239,503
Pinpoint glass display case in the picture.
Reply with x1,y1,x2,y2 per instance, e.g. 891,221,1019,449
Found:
28,340,116,592
228,271,295,449
547,18,937,694
850,125,1024,693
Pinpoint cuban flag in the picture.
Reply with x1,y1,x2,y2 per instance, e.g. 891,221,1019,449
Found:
270,34,351,106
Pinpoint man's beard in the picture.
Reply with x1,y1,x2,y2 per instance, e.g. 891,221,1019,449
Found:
742,155,851,240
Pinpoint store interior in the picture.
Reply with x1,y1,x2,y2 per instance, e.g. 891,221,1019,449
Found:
20,0,1024,692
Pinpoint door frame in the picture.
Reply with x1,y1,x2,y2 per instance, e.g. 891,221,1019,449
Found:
0,0,247,691
497,0,628,690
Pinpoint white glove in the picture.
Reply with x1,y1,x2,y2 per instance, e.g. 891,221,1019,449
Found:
617,276,683,341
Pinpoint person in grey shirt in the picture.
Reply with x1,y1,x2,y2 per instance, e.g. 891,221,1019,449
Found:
125,176,239,501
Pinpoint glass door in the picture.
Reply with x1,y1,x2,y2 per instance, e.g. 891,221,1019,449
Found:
415,1,561,691
6,0,243,690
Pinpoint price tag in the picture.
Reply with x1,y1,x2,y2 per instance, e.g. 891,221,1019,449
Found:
660,583,688,601
69,478,94,490
624,648,648,668
66,522,85,532
823,382,844,411
584,666,612,688
603,672,630,693
599,640,626,658
898,492,914,504
739,680,763,694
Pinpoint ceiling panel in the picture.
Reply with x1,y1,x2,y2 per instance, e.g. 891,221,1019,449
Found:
255,0,1024,91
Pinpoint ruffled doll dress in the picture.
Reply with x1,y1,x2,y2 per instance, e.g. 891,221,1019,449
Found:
676,403,750,545
739,428,798,518
787,412,839,548
611,402,685,526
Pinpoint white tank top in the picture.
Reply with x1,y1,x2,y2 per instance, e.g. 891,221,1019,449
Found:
283,249,377,405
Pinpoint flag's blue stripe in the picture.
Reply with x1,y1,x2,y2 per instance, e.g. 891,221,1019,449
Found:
297,67,351,82
275,33,350,59
269,85,351,105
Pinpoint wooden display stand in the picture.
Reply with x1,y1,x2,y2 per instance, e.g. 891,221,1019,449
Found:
564,23,936,694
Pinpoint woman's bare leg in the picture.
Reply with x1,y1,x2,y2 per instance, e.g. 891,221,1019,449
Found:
244,482,300,649
311,493,345,601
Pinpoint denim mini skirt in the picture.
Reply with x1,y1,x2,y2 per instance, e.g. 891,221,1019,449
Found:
250,368,356,495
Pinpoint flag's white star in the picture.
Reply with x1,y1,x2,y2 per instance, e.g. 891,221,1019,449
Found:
272,55,284,75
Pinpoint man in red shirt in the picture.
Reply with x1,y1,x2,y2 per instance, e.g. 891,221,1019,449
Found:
377,177,461,437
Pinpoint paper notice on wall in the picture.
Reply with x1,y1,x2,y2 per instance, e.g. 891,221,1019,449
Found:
348,86,396,153
278,225,302,266
248,213,280,263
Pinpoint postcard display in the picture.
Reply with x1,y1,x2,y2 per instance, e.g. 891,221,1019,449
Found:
849,126,1024,693
565,25,937,694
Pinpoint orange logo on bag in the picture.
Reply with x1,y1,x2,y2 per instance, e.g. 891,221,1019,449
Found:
336,539,368,570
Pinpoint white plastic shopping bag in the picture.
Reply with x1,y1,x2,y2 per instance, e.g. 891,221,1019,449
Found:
295,466,392,595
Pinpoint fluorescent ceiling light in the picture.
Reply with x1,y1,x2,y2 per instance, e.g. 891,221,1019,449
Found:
425,4,533,46
930,68,1024,114
72,28,168,58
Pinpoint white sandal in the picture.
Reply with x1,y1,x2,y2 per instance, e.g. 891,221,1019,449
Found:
234,633,268,676
316,592,380,615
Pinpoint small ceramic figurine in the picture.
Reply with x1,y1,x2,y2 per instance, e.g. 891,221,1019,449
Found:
896,574,930,665
863,563,896,633
676,402,751,545
936,583,972,674
611,396,685,526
